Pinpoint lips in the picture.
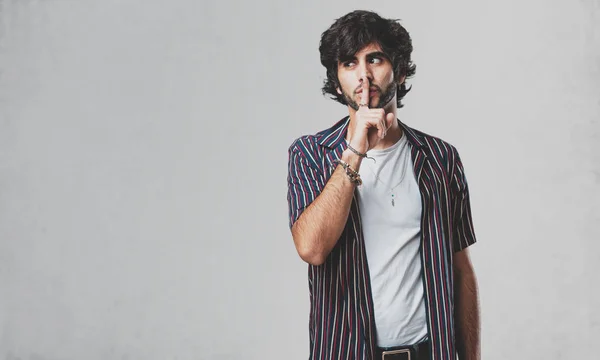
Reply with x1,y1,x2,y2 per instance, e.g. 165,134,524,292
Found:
356,88,379,94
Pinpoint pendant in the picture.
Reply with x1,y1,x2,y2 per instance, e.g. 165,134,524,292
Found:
391,193,395,207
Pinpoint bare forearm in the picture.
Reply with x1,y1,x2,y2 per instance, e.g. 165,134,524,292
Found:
455,270,481,360
292,150,362,265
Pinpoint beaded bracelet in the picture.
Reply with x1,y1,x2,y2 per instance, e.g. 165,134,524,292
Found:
334,159,362,186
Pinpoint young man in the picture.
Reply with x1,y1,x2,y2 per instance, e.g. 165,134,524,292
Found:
286,10,480,360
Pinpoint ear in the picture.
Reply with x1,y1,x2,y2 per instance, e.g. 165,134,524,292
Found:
398,75,406,86
336,87,342,95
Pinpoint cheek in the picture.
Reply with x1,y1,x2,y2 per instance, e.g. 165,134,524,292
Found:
385,69,395,84
337,76,352,94
337,74,348,87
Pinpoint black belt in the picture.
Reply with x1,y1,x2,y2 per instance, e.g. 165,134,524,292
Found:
374,340,430,360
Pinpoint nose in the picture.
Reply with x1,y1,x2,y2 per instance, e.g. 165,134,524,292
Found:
358,63,372,83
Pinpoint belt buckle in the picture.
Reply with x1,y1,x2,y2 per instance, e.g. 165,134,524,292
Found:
381,348,411,360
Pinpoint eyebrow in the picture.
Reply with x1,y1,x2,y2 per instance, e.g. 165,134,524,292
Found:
339,51,390,63
366,51,389,60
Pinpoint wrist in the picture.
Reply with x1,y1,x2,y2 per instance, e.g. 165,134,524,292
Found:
341,148,363,170
334,157,362,186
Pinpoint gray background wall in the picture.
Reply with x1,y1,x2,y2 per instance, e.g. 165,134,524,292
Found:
1,0,598,359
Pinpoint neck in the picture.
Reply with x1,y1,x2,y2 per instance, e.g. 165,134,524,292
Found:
346,102,403,150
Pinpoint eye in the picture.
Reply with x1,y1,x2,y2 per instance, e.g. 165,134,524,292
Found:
370,57,383,64
343,61,356,67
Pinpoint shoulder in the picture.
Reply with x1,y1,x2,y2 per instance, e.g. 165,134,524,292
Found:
403,123,461,170
287,134,322,168
287,117,348,167
288,134,320,154
287,131,326,171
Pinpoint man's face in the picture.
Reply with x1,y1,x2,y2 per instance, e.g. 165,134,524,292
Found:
336,43,400,111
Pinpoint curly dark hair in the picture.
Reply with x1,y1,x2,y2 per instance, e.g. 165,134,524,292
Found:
319,10,416,108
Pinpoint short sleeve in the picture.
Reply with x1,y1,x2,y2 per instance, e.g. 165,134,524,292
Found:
287,144,323,230
450,147,477,252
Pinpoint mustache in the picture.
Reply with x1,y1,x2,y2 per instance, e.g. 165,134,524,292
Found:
355,84,381,94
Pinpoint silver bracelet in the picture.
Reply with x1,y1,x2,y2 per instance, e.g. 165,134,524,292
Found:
346,143,375,163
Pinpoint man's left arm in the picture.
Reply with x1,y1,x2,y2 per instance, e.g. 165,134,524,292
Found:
449,145,480,360
454,248,480,360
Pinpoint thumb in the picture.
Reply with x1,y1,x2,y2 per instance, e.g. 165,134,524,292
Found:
385,113,396,129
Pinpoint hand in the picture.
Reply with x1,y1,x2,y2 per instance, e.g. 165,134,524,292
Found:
348,77,396,153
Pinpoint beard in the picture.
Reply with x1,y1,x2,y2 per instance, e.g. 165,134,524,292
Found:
342,81,397,111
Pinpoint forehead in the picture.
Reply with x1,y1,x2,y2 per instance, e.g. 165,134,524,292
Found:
354,43,384,57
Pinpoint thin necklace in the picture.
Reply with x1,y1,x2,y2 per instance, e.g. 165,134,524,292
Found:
362,144,410,207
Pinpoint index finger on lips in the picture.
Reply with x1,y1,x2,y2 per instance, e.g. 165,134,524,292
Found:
360,77,369,108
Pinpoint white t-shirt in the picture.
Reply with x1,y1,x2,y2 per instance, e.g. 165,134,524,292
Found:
353,133,428,347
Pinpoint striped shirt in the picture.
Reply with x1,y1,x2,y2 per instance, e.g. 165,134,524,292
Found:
286,116,477,360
